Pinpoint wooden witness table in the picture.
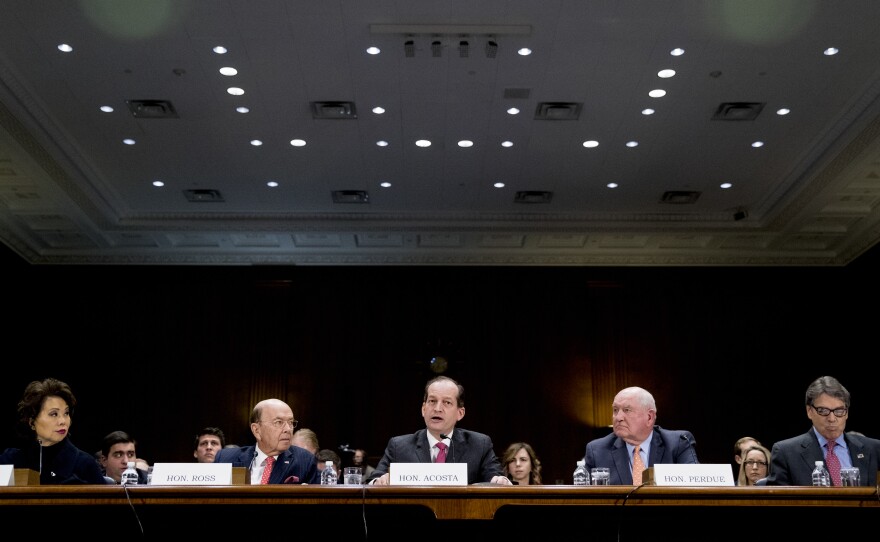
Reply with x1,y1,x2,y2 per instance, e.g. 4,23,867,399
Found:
2,484,878,538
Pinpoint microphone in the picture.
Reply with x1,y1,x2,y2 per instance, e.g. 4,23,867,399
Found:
37,438,43,475
680,433,698,463
440,433,455,463
248,449,258,484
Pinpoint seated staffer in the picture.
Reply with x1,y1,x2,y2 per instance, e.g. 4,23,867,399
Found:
737,444,771,486
732,436,761,480
291,428,319,455
352,448,376,478
366,375,511,485
584,386,698,485
101,430,148,484
193,427,226,463
214,398,320,484
501,442,543,485
765,376,880,486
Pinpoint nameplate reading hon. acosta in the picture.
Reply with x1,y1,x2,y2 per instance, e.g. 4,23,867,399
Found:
649,464,734,486
389,463,467,486
150,463,233,485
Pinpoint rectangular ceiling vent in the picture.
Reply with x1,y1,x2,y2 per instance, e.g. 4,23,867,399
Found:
660,190,701,204
311,101,357,119
127,99,178,119
712,102,765,121
515,190,553,203
183,189,224,202
535,102,582,120
332,190,370,203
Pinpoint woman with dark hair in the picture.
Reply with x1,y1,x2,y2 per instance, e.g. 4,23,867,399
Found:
501,442,543,485
0,377,106,484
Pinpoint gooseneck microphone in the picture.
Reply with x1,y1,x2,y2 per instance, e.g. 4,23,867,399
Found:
37,438,43,475
439,433,455,463
680,433,698,463
248,449,258,484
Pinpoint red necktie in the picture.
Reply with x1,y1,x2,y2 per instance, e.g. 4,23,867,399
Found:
632,445,645,485
435,442,448,463
260,456,275,484
826,441,841,486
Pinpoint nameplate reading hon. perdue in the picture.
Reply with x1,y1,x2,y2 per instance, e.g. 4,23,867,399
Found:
650,464,735,486
389,463,468,486
150,463,233,485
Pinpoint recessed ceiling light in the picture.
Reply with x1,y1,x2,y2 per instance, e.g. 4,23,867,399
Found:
720,182,732,189
380,181,392,188
415,139,431,147
642,108,655,115
366,46,381,55
658,69,675,78
517,48,532,56
649,89,666,98
372,106,385,114
376,140,389,147
751,141,765,148
250,139,262,146
501,141,513,147
236,106,250,113
290,139,306,147
582,140,599,148
152,180,164,187
823,47,839,56
219,67,238,76
494,182,505,188
670,47,685,56
458,140,474,147
57,43,73,53
267,181,279,188
626,141,639,148
123,138,136,145
606,182,618,188
213,46,227,54
507,107,520,115
100,105,114,113
776,108,790,115
227,87,245,96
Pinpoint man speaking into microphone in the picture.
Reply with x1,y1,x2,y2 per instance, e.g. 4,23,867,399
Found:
366,376,510,485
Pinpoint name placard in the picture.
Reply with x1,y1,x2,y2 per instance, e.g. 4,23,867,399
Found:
0,465,12,486
150,463,233,485
647,464,734,486
389,463,467,486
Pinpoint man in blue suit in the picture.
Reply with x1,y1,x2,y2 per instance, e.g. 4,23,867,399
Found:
764,375,880,486
366,376,511,485
584,386,698,485
214,398,319,484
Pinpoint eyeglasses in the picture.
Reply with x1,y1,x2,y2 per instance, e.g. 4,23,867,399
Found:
810,405,847,417
743,460,767,468
261,419,298,430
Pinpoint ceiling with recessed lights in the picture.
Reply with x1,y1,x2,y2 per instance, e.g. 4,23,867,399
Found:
2,0,880,266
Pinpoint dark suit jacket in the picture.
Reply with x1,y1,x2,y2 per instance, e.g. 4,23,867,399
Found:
0,438,106,485
584,425,699,485
365,428,504,485
764,429,880,486
214,444,320,484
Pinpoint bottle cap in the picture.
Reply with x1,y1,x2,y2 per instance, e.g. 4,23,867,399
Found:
326,460,333,467
815,461,823,467
127,461,135,468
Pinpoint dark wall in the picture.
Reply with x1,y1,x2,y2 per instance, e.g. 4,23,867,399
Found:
2,242,878,484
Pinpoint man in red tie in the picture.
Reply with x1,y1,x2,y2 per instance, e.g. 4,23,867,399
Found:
764,376,879,486
365,376,511,486
214,398,320,484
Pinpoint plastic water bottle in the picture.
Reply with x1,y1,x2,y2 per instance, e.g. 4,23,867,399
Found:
321,460,338,485
811,460,830,487
121,461,139,486
573,459,590,485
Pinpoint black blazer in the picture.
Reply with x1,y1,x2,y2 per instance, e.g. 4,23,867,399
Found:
214,444,320,484
366,427,504,484
584,425,699,485
764,429,880,486
0,438,106,484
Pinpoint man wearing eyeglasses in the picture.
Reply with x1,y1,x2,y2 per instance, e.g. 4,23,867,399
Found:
214,398,320,484
764,376,880,486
